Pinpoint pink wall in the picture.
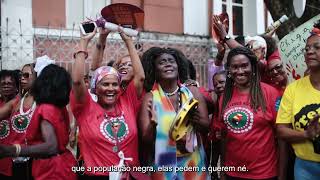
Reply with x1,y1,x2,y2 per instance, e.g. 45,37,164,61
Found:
143,0,183,34
112,0,183,34
32,0,66,28
32,0,186,34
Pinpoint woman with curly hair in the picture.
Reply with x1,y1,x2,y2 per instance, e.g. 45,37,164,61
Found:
139,47,209,179
276,20,320,180
0,70,19,104
0,70,20,179
0,64,76,180
216,47,280,179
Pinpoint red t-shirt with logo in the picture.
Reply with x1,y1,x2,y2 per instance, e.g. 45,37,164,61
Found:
0,100,12,176
0,97,20,176
9,103,36,145
70,81,140,176
217,83,280,179
26,104,76,180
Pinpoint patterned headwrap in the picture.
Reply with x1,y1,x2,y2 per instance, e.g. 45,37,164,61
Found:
311,26,320,37
90,66,121,94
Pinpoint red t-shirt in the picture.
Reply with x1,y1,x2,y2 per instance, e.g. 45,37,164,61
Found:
9,104,36,145
218,83,280,179
26,104,76,180
0,112,12,176
199,86,213,105
70,81,140,176
0,97,20,176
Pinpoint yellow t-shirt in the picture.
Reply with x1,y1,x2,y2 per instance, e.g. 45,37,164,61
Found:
276,76,320,162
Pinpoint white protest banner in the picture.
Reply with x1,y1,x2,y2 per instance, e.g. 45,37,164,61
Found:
279,14,320,83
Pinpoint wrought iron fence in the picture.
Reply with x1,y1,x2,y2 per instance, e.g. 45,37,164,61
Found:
0,26,217,88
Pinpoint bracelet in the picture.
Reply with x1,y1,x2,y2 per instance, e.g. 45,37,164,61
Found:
73,51,88,59
14,144,21,157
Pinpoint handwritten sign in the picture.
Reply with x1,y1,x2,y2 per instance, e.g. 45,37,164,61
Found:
279,14,320,83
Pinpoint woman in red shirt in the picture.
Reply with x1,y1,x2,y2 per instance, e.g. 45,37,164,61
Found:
0,64,36,179
218,47,281,180
0,64,76,180
0,70,20,179
91,28,144,97
70,28,145,179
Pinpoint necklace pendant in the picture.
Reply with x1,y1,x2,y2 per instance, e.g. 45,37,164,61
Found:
113,146,118,152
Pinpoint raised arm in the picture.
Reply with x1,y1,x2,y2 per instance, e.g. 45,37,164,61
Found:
0,97,18,120
72,28,97,103
91,28,110,71
215,43,226,66
212,15,242,49
120,32,145,97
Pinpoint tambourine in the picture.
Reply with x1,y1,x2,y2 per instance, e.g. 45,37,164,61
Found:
169,97,199,141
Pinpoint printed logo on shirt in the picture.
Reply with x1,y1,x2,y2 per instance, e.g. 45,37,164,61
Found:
294,103,320,131
223,106,254,133
0,120,10,139
275,96,282,112
11,114,30,133
100,114,129,143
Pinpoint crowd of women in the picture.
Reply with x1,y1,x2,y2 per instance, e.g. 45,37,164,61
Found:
0,18,319,180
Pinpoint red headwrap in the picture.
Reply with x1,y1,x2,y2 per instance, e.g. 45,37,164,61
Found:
267,49,281,65
311,27,320,36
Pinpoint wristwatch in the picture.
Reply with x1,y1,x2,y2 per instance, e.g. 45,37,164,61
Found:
223,35,231,42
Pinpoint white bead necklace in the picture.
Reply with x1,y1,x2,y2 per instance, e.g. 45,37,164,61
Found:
164,86,179,97
19,92,36,116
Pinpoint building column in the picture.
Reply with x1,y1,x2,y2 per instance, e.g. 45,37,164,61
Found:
243,0,265,36
183,0,209,36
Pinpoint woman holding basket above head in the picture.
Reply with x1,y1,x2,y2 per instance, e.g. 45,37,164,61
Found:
276,20,320,180
139,47,209,180
91,26,145,97
70,25,145,179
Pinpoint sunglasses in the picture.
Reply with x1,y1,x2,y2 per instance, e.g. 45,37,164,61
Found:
20,72,33,79
268,64,283,73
